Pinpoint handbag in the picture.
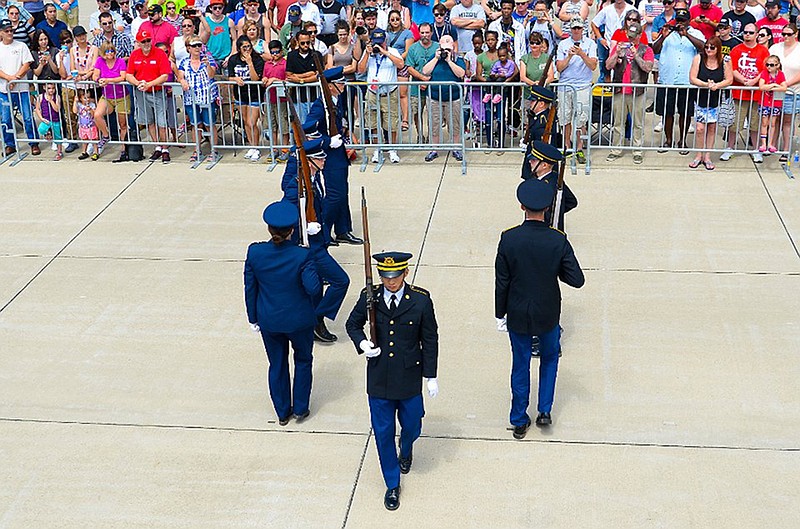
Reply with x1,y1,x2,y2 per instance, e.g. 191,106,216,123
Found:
718,93,735,128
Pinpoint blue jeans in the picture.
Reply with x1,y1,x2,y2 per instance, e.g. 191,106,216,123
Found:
369,394,424,488
1,91,38,148
509,324,561,426
596,38,610,84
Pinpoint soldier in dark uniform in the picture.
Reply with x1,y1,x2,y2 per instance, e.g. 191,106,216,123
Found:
281,138,351,343
345,252,439,511
244,201,322,425
302,66,363,245
495,178,585,439
524,140,578,233
521,85,560,180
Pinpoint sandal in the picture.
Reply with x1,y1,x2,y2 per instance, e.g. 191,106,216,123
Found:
779,153,788,162
689,159,702,168
401,120,409,131
189,151,199,163
703,160,715,171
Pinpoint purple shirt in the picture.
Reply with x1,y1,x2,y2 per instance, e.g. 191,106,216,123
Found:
94,56,128,100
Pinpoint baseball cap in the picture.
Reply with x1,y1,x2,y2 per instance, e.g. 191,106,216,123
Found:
765,0,780,6
370,28,386,44
72,25,87,36
0,19,12,31
569,16,584,29
674,8,690,21
287,5,301,22
136,28,152,41
717,18,731,27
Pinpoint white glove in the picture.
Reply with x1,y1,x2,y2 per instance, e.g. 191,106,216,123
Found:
496,317,507,332
307,222,321,236
329,134,343,149
426,377,439,398
250,322,260,332
359,339,381,358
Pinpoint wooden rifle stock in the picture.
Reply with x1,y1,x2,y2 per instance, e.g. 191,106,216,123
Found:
313,53,340,137
361,187,377,343
285,84,317,236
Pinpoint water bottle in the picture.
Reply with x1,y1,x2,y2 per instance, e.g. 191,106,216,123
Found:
791,135,800,167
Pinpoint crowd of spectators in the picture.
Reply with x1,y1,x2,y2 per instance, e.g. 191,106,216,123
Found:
2,0,800,165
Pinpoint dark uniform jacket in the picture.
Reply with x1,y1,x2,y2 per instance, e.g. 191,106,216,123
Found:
495,220,585,335
540,169,578,232
521,108,561,180
281,156,333,249
303,96,349,172
244,240,321,333
346,284,439,401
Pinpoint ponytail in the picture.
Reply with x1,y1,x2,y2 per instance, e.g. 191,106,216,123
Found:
268,226,294,244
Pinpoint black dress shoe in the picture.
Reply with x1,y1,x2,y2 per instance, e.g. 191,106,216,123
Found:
112,151,130,163
513,419,531,439
293,410,310,422
535,412,552,426
384,486,400,511
399,451,413,474
335,232,364,245
278,415,291,426
314,319,337,343
327,239,339,247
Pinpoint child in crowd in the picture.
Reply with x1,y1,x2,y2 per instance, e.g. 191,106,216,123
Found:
757,55,787,153
484,43,516,105
74,89,99,160
35,83,64,161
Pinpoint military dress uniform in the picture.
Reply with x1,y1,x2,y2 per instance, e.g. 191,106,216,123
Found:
281,138,351,342
345,252,439,511
495,178,584,438
244,201,322,424
521,86,561,181
302,66,362,245
524,140,578,232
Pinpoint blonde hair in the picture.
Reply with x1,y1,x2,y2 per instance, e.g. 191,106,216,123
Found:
99,41,116,56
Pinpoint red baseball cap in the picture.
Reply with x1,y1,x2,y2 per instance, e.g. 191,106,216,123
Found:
209,0,224,5
136,28,152,42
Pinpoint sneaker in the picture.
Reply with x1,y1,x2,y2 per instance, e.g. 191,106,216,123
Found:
606,152,622,162
50,142,58,151
653,120,663,133
97,135,109,154
190,151,200,163
91,153,98,161
149,149,162,161
719,149,733,161
205,150,220,163
752,152,763,164
64,142,78,153
688,123,695,134
491,94,502,104
482,93,491,103
371,150,381,164
633,153,643,164
452,150,463,161
576,150,586,164
162,150,171,164
388,150,400,163
250,149,261,162
424,150,438,162
54,152,63,161
78,152,90,160
243,148,255,160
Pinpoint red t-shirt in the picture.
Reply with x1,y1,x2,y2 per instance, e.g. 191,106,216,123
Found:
758,69,786,107
262,58,287,103
139,21,179,53
689,4,723,40
269,0,296,28
611,28,649,45
756,17,788,44
729,43,770,101
127,47,172,90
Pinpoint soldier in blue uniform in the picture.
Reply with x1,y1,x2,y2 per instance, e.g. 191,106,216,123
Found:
244,201,322,425
345,252,439,511
281,138,351,343
302,66,363,245
495,178,585,439
521,86,561,181
524,140,578,233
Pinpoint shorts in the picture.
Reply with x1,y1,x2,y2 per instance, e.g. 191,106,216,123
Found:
782,93,800,115
365,89,400,132
78,125,99,140
103,95,130,115
732,98,760,131
694,105,718,124
760,105,782,117
37,120,63,140
133,90,168,128
185,102,218,126
655,86,697,117
410,94,428,116
557,86,590,128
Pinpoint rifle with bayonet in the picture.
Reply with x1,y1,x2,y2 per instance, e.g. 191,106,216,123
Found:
312,52,340,137
551,146,567,230
285,84,316,247
361,187,377,343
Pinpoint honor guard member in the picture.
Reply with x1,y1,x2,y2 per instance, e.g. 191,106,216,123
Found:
345,252,439,511
244,201,322,425
521,86,561,181
495,178,585,439
282,138,351,343
524,140,578,232
302,66,363,246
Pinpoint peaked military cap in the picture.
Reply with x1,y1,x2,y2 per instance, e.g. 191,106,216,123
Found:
516,177,555,211
303,138,327,159
322,66,344,82
373,252,412,278
263,200,298,228
527,140,563,164
527,85,555,103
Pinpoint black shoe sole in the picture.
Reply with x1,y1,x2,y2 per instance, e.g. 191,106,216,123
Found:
313,331,337,343
293,411,310,422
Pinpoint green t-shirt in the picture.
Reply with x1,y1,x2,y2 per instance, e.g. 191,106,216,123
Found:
520,53,549,98
476,51,496,80
405,40,439,97
279,22,302,51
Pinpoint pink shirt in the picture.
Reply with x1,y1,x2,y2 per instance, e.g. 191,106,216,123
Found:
759,69,786,107
94,56,128,99
139,21,179,52
262,57,287,104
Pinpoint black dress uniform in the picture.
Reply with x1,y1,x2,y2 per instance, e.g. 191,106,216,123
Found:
524,140,578,232
345,252,439,511
495,179,584,438
522,86,561,181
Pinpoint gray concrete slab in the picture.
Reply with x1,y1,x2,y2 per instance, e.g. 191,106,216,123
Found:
0,256,49,308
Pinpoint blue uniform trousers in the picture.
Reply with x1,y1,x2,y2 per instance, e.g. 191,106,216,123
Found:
321,167,353,238
509,324,560,426
311,246,349,321
260,327,315,419
368,394,424,489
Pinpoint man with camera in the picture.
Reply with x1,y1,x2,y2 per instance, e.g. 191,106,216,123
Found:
421,34,465,162
356,27,404,164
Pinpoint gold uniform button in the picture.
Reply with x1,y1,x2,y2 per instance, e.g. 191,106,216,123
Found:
389,330,394,335
389,320,394,325
389,353,394,357
409,321,413,324
416,361,420,365
389,341,394,346
405,294,410,299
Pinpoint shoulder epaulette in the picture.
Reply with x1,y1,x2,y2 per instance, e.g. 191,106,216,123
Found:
502,224,521,234
407,284,430,296
549,226,566,236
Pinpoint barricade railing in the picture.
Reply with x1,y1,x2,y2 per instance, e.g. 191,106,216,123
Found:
590,82,800,174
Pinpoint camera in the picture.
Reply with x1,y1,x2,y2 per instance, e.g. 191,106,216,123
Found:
440,48,449,60
372,45,381,54
356,25,367,36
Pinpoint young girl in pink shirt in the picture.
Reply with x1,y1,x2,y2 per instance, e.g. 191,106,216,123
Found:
758,54,787,153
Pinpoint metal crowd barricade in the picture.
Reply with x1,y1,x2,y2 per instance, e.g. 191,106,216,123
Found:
590,82,800,176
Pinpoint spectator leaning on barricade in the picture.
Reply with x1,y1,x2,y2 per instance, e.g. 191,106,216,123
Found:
721,22,769,162
768,23,800,160
475,29,500,145
605,21,653,165
126,28,173,163
93,10,133,57
721,0,755,40
592,0,636,83
285,28,320,121
178,34,220,163
262,38,289,161
93,40,129,160
689,35,733,170
35,3,66,46
421,34,465,162
652,8,704,154
405,21,438,143
556,16,597,165
55,28,79,152
357,27,403,164
0,17,39,156
450,0,486,54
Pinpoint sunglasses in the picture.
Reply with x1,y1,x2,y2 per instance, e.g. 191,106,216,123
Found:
240,45,252,49
298,40,310,45
742,30,756,35
626,16,640,21
308,30,317,34
119,0,129,3
211,5,223,9
101,21,113,25
269,49,282,54
182,23,194,27
434,12,445,16
188,42,203,47
782,31,795,37
140,38,151,43
62,39,72,43
704,45,716,49
104,49,116,53
766,62,779,66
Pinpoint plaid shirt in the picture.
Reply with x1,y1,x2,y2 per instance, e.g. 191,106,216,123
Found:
178,56,219,106
92,31,134,59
